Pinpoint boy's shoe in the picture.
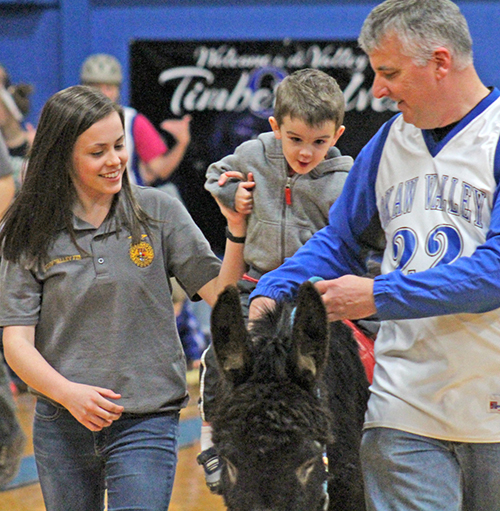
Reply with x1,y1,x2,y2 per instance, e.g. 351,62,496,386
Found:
196,446,223,494
0,428,27,489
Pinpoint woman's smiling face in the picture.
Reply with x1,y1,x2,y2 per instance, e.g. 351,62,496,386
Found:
71,111,128,206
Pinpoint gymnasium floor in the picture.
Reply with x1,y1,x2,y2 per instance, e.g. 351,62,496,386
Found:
0,371,226,511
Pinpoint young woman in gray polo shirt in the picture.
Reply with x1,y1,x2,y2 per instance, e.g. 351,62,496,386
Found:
0,85,247,511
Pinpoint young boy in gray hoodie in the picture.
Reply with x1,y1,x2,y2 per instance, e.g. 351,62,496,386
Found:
199,68,353,492
205,68,352,313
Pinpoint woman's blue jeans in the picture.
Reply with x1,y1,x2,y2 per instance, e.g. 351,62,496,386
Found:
33,398,179,511
361,427,500,511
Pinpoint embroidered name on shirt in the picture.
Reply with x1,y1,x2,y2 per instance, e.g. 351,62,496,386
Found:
44,255,82,271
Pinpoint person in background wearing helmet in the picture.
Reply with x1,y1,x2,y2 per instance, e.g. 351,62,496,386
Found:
80,53,191,192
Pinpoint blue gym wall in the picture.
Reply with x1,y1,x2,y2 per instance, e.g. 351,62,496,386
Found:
0,0,499,127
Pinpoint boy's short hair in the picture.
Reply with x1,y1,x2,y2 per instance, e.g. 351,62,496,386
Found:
273,68,345,128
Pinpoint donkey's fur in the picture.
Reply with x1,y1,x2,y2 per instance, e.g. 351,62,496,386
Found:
211,282,370,511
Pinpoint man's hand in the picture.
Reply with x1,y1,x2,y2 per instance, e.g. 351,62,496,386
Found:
314,275,376,322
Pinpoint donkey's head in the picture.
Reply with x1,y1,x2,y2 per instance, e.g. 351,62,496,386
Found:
211,282,333,511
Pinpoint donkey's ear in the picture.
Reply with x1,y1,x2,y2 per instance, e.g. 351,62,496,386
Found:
211,285,253,385
291,281,329,388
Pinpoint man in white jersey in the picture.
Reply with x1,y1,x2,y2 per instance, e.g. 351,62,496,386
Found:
249,0,500,509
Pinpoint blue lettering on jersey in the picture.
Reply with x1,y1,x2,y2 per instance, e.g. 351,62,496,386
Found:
473,187,487,229
404,178,418,214
382,175,487,233
448,177,459,215
380,186,394,227
461,182,473,222
393,182,403,218
380,178,419,227
425,174,449,211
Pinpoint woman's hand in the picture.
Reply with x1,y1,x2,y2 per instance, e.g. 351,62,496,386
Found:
215,170,254,227
59,382,124,431
217,170,246,187
3,325,125,432
213,195,247,238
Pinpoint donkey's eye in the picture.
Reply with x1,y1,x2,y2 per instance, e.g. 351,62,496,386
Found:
296,457,318,485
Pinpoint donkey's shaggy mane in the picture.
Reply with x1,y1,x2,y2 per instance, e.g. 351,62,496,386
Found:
213,381,334,453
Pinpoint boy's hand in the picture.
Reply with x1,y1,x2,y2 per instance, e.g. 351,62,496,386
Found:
234,173,255,214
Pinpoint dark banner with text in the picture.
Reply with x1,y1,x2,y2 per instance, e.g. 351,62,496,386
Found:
130,40,397,253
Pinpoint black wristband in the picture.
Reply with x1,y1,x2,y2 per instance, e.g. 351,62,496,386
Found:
225,226,246,243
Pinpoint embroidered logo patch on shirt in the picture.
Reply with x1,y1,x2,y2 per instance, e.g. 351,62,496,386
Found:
130,241,154,267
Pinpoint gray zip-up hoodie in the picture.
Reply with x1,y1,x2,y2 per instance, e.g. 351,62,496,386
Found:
205,131,353,273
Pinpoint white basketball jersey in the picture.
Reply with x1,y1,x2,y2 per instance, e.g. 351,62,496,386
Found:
366,95,500,441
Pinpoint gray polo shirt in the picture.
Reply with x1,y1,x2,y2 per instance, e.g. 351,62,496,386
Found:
0,186,221,413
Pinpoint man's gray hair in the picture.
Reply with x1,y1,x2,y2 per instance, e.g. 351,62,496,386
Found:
358,0,473,70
